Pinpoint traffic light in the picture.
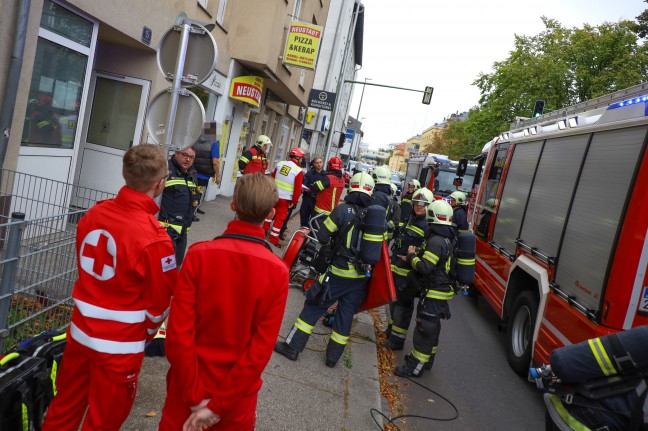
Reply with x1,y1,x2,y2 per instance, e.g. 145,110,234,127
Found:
532,100,545,117
422,86,434,105
338,132,346,147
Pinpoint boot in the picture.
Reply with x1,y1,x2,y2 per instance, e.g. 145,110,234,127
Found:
274,341,299,361
394,354,425,378
424,357,435,370
325,338,346,367
379,337,404,351
383,323,392,338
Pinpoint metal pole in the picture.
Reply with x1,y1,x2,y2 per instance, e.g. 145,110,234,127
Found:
0,212,26,352
163,23,191,155
355,78,371,120
0,0,31,176
323,2,361,163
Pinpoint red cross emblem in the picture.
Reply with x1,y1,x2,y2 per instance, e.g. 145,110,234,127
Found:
80,230,117,280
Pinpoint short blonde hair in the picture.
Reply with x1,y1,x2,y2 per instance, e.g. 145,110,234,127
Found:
123,144,168,191
234,173,278,224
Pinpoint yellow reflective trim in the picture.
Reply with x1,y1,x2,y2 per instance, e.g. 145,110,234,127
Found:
423,250,439,264
547,394,593,431
406,225,425,237
458,258,475,265
392,325,408,335
315,181,325,191
401,198,412,204
275,178,295,192
330,330,349,345
363,233,384,242
458,229,469,233
588,338,616,376
330,264,364,279
159,221,190,234
391,265,410,277
323,217,337,232
240,156,250,163
411,256,422,268
411,349,431,362
51,360,59,396
295,318,314,335
22,402,28,431
0,352,19,366
425,289,454,300
314,206,331,215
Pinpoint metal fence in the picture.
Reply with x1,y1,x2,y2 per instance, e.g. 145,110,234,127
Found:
0,169,114,354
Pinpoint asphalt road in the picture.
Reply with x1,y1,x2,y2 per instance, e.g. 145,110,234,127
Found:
387,294,546,431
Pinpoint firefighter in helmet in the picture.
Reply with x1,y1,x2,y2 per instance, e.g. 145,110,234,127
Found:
274,173,381,368
446,191,469,233
476,198,498,238
383,188,434,345
312,157,345,218
371,165,398,239
394,199,456,377
238,134,271,175
399,179,420,223
263,147,305,246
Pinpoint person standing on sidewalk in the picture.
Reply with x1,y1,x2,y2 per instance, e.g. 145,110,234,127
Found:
238,134,270,175
312,157,345,221
42,144,176,431
447,191,469,233
159,173,288,431
193,140,221,218
300,157,326,227
159,147,200,266
394,199,456,378
263,147,305,247
274,172,382,368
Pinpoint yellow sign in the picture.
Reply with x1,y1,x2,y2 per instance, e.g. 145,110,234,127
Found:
229,76,264,107
282,21,323,70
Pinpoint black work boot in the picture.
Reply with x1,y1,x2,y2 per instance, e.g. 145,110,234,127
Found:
424,357,435,370
325,339,345,368
383,323,392,338
394,354,425,378
274,341,299,361
379,337,404,351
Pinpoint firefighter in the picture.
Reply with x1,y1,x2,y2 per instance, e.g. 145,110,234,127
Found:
300,157,327,227
263,147,305,246
274,172,380,368
158,147,200,266
476,198,498,238
312,156,345,218
371,165,398,238
447,191,469,233
238,134,271,175
42,144,176,431
394,199,456,377
383,188,435,344
399,179,420,223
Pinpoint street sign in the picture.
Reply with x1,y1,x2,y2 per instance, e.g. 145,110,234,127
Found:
422,86,434,105
146,89,205,151
308,89,336,111
157,24,217,87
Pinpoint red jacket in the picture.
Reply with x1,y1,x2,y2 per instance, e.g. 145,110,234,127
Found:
165,220,289,416
71,186,176,365
239,145,268,174
314,172,346,214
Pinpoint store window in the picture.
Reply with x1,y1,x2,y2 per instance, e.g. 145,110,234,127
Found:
21,0,94,149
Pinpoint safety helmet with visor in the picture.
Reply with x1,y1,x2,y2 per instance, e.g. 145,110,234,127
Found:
426,200,453,225
412,187,435,207
349,172,375,196
371,166,392,185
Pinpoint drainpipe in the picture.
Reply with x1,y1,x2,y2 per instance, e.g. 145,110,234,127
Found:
0,0,31,177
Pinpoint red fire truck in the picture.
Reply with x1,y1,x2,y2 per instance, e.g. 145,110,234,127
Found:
465,82,648,375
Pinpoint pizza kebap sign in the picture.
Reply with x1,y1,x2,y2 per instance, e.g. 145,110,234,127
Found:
283,21,323,70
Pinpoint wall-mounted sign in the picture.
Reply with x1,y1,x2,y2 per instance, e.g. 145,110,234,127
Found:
201,70,227,96
229,76,264,107
308,89,336,111
142,27,152,45
282,21,323,70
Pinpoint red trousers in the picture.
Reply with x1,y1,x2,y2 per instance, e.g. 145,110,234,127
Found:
159,389,257,431
263,198,291,245
41,337,142,431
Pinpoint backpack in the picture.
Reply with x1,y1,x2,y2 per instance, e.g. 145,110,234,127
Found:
450,231,476,286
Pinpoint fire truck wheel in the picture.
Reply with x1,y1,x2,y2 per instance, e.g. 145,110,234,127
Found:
505,290,539,375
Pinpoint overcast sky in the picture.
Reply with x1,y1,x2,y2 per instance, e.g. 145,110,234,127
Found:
350,0,647,150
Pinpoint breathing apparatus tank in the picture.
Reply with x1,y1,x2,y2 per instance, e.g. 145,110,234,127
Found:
454,231,476,286
357,204,387,267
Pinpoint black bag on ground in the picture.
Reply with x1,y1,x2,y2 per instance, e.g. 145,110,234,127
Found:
0,353,49,431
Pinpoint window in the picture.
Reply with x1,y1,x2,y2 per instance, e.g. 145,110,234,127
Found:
216,0,227,25
21,1,94,149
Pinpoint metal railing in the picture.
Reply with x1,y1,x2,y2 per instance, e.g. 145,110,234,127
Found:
0,169,114,353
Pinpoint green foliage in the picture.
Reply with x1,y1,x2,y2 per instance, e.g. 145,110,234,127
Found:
445,15,648,158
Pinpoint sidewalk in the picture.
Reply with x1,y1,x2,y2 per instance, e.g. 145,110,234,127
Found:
122,195,383,430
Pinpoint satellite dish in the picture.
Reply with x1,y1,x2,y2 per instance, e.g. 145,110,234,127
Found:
157,23,217,87
146,90,205,151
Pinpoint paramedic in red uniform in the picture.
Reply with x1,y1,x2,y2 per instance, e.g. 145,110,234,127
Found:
263,147,305,246
159,173,289,431
238,134,271,174
42,144,176,431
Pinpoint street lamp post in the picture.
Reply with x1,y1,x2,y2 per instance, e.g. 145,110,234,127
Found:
355,77,371,121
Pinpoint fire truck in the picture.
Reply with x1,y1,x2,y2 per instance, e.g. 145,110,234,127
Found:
465,82,648,375
406,153,476,199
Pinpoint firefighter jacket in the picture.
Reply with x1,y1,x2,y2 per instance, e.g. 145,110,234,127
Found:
391,213,427,278
159,158,199,235
193,140,217,177
372,184,397,232
71,186,176,362
317,193,374,279
399,191,415,223
303,167,327,197
314,170,345,215
165,220,288,416
453,206,469,233
272,159,304,205
407,223,456,300
238,144,268,174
